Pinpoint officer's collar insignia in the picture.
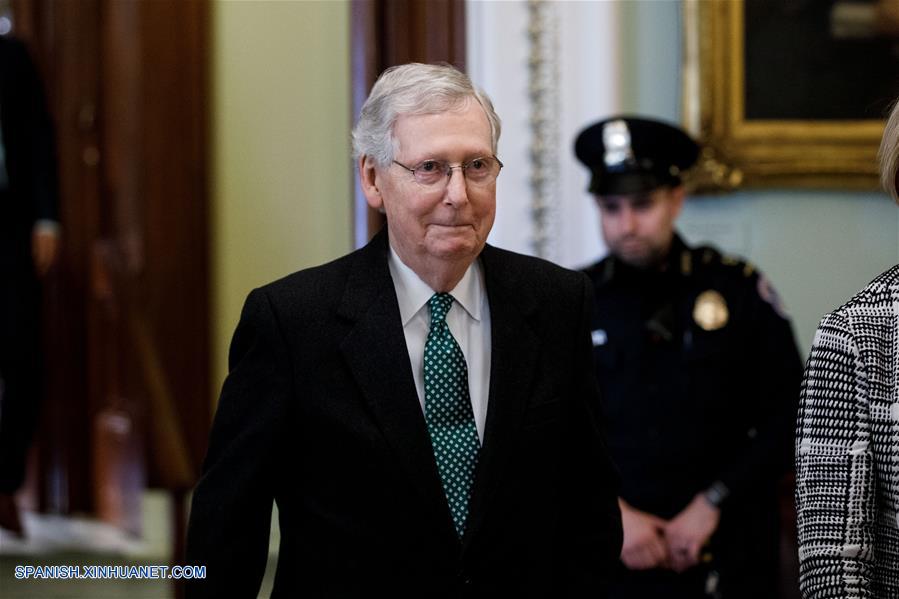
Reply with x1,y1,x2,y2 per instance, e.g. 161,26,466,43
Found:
680,250,692,276
693,290,729,331
591,329,608,347
602,258,615,283
602,120,635,169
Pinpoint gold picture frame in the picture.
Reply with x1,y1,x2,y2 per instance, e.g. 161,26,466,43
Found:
682,0,887,192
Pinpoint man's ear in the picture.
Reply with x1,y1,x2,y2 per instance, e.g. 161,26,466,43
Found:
359,155,384,212
669,184,687,219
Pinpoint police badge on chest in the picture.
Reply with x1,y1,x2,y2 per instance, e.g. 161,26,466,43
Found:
692,290,729,331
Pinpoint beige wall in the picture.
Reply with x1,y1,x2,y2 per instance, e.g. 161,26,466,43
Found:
211,0,352,395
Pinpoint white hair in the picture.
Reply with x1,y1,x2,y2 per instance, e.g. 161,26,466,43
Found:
352,63,501,167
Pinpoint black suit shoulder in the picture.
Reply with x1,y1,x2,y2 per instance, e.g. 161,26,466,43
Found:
485,243,582,276
481,244,591,310
255,248,358,312
0,35,33,80
234,245,383,375
0,35,59,226
483,243,579,278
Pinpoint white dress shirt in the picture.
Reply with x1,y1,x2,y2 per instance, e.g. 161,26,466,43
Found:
387,246,492,443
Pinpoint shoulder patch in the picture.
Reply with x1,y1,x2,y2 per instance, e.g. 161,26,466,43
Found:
757,274,789,319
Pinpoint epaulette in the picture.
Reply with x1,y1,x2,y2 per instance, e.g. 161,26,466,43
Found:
721,253,756,278
695,246,756,279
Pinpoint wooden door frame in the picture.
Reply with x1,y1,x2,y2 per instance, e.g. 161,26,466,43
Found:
350,0,467,246
8,1,210,530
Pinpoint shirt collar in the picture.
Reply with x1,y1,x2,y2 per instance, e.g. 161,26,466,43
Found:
387,245,484,326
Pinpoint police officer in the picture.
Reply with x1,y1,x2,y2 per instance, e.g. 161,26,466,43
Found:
575,116,802,599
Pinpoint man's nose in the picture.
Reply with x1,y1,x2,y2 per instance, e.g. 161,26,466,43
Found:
619,205,636,232
444,167,469,206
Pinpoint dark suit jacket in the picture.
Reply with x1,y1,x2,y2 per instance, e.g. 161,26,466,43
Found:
0,33,57,351
0,35,58,493
0,35,58,261
186,230,622,598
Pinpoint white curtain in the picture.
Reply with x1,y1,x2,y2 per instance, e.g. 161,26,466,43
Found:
467,0,621,269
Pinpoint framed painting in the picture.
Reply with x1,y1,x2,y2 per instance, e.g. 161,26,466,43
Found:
682,0,899,191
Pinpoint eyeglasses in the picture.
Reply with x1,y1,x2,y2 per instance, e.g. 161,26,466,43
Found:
392,156,504,188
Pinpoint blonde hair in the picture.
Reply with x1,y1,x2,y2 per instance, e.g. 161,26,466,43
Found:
878,99,899,204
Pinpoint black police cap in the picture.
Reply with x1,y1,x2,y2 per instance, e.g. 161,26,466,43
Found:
574,116,700,196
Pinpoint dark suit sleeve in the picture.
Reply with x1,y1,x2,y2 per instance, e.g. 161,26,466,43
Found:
186,288,293,598
558,273,623,594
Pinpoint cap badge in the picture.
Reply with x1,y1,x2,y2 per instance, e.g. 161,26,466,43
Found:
602,119,635,168
693,290,729,331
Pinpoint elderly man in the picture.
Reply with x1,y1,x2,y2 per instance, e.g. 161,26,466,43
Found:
575,116,802,599
186,63,621,598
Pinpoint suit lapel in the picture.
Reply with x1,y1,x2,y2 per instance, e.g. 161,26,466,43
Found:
463,245,540,548
337,231,457,541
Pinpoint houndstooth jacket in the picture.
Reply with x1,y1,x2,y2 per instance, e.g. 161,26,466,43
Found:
796,264,899,599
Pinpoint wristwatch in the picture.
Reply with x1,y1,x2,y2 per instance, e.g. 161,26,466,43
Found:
702,481,730,508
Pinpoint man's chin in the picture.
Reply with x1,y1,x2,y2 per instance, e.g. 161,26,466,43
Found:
617,249,658,269
426,237,482,262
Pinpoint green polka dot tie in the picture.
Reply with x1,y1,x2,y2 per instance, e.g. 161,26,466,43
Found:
424,292,480,538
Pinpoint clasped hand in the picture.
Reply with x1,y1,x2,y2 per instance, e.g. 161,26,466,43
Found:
618,495,720,573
